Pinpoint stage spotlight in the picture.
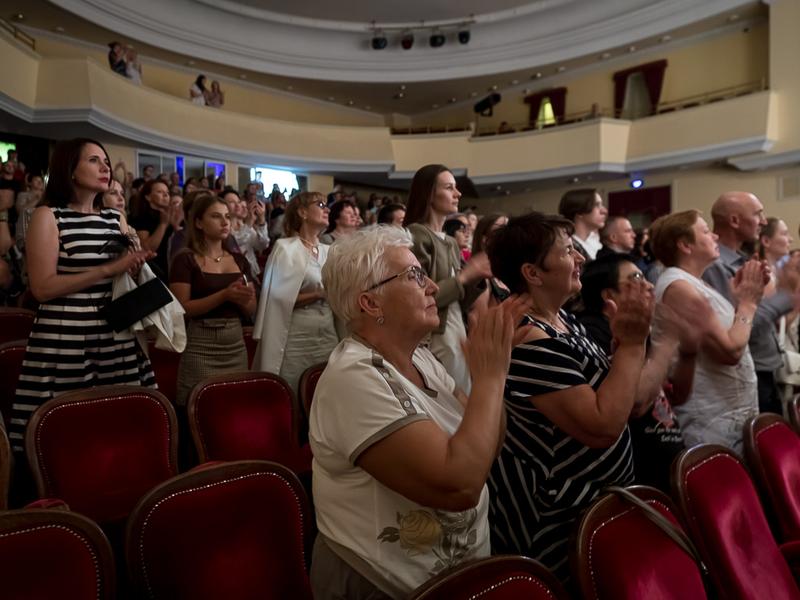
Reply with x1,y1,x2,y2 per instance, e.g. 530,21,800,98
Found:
474,93,502,116
371,34,388,50
430,31,446,48
458,30,470,44
630,178,644,189
401,31,414,50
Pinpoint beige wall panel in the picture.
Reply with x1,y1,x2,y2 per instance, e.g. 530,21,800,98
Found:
32,36,383,127
391,133,473,173
768,0,800,151
0,34,40,106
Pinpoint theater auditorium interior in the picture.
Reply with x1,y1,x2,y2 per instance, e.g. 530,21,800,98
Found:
1,0,800,598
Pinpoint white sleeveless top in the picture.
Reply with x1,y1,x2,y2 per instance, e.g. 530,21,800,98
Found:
654,267,757,452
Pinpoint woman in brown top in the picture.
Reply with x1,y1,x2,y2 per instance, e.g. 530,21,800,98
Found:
169,192,256,406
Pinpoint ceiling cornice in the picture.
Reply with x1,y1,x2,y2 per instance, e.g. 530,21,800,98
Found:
48,0,756,83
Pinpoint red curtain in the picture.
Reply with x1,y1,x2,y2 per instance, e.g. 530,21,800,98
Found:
612,59,668,116
524,87,567,125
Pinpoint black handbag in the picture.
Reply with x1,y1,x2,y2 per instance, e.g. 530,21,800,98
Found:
99,277,173,333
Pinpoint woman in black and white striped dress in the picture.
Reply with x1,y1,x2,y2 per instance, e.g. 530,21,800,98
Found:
484,212,653,583
9,138,156,454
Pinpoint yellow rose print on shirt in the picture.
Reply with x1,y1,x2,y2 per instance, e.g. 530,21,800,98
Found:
378,508,479,574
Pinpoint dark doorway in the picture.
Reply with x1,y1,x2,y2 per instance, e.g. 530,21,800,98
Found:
607,185,671,229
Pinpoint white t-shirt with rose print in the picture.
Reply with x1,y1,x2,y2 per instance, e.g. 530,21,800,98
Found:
310,336,491,596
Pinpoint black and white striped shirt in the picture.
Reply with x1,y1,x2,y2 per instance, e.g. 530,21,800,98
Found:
489,310,633,582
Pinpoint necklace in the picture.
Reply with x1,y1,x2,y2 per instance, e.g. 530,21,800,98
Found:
204,251,225,263
299,237,320,259
526,310,566,333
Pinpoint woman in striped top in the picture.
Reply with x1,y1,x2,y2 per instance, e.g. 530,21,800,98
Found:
485,212,653,584
10,138,156,454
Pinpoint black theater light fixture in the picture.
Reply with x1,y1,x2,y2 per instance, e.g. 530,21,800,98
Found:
458,29,470,44
430,30,446,48
371,31,388,50
401,31,414,50
474,93,502,117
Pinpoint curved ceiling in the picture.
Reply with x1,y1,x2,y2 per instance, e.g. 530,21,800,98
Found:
218,0,536,24
49,0,755,83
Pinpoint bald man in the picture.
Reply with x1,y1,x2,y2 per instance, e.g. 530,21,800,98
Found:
702,191,799,414
597,216,636,259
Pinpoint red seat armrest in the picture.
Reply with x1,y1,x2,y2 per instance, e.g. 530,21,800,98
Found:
25,498,70,510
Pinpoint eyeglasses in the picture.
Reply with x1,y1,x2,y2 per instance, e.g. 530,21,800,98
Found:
310,201,326,209
627,271,645,282
364,265,427,292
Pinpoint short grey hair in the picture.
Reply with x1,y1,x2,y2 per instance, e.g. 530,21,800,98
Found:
322,225,413,325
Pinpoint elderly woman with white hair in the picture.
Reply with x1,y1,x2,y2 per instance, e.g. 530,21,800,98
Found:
309,225,527,599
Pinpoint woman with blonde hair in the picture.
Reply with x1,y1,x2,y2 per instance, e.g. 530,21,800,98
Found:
310,225,525,598
252,192,338,396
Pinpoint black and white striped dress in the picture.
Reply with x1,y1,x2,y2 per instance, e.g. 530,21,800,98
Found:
489,310,634,582
9,207,156,453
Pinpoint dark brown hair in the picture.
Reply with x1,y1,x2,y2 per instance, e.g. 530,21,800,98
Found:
472,213,507,255
403,164,451,226
43,138,110,209
185,192,225,255
487,212,574,294
558,188,599,222
325,199,357,234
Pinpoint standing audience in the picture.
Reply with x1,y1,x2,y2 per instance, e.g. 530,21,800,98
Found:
310,225,524,598
130,179,183,278
651,209,765,451
10,138,155,453
252,192,338,397
486,212,652,582
702,192,798,415
169,193,255,407
558,188,607,260
319,200,358,245
404,164,491,394
190,75,208,106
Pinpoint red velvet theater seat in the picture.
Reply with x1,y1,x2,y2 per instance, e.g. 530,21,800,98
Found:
188,371,310,474
0,426,9,509
0,508,115,599
298,361,326,420
147,339,181,405
409,555,568,600
572,485,708,600
0,307,35,346
25,385,178,527
744,414,800,543
672,444,800,599
789,395,800,435
126,459,312,600
0,338,26,430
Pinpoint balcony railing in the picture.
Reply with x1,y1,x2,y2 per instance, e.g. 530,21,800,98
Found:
464,79,767,138
0,17,35,51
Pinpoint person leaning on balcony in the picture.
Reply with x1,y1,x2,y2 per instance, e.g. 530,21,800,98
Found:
206,80,225,108
309,225,528,599
190,74,208,106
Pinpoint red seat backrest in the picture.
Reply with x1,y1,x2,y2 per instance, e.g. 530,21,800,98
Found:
409,555,568,600
0,308,35,346
744,415,800,542
573,485,707,600
147,341,180,405
0,427,9,509
672,444,800,600
298,362,326,420
188,372,307,472
0,508,115,599
0,339,26,430
127,460,312,600
26,385,178,525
